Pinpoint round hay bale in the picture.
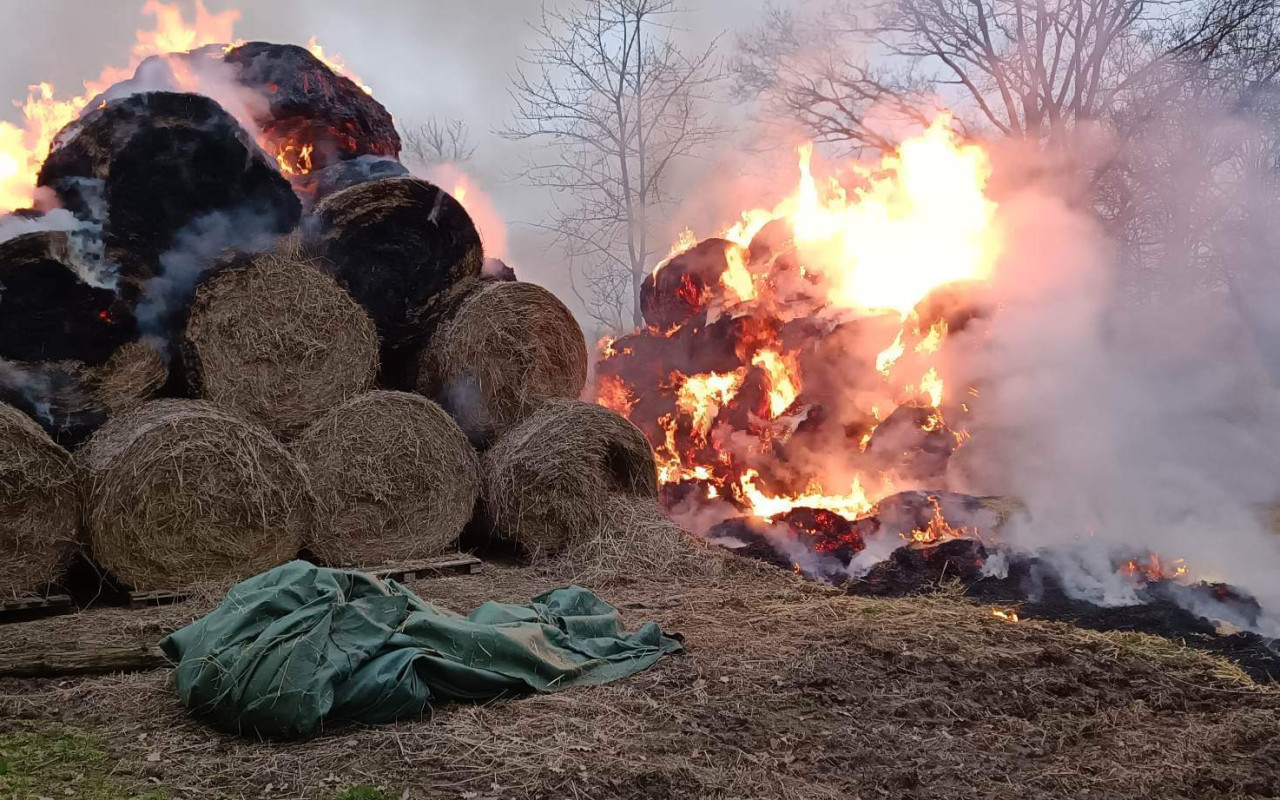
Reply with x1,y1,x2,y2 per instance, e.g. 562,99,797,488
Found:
419,281,587,441
181,239,378,441
293,391,480,566
0,358,105,449
309,176,484,350
0,401,79,598
80,399,312,591
483,398,658,556
91,340,168,417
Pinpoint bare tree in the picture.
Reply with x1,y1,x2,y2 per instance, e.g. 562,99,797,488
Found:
735,0,1278,153
401,117,478,165
503,0,724,332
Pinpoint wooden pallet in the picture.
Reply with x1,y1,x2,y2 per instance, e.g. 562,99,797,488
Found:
0,594,74,625
366,553,483,583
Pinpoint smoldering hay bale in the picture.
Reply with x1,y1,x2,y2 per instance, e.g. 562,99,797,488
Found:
0,401,79,598
309,176,484,350
79,399,313,591
181,240,378,441
482,398,661,556
419,280,588,441
293,391,480,566
37,92,301,297
0,231,136,365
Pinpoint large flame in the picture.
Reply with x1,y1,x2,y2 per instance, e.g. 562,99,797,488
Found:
601,117,1002,532
0,3,373,212
0,1,239,213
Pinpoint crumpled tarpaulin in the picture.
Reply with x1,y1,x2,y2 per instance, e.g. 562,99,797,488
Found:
159,560,682,738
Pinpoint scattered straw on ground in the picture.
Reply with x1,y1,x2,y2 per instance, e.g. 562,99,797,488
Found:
78,399,313,591
293,390,480,566
182,238,378,441
1,559,1278,799
419,280,588,440
0,402,79,598
483,398,660,557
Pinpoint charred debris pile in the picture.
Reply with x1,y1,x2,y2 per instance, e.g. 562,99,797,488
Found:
0,42,668,600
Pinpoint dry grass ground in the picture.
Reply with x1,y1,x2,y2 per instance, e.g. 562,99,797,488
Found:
1,556,1279,799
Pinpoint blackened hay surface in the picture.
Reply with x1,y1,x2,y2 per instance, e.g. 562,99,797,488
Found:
79,399,312,591
181,239,378,441
0,402,79,598
1,564,1279,799
309,176,483,352
292,391,480,566
419,280,588,441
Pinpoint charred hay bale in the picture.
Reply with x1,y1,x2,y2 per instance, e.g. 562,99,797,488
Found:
307,155,409,209
181,241,378,441
0,402,79,598
483,398,658,556
0,231,135,365
639,238,741,330
79,400,312,591
37,92,300,296
222,42,401,169
418,281,587,441
0,359,105,449
91,340,167,418
310,177,483,351
293,391,479,566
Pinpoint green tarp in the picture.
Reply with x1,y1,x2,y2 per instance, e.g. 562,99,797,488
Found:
159,561,682,738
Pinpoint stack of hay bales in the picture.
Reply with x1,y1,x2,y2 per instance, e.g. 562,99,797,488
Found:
0,165,692,599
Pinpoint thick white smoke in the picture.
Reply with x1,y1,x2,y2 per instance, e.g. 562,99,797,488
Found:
950,132,1280,633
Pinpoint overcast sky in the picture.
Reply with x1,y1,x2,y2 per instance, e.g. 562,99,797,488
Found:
0,0,772,323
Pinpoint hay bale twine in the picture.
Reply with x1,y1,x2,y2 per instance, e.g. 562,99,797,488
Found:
91,340,168,417
181,241,378,441
483,398,658,556
418,281,588,441
309,177,483,351
293,391,480,566
0,402,79,597
80,399,312,590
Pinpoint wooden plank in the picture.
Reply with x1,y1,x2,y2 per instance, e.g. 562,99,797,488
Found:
0,644,169,679
366,553,483,582
0,594,74,625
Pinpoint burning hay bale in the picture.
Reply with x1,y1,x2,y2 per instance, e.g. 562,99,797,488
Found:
309,177,484,351
292,391,480,566
0,231,135,365
222,42,402,171
0,401,79,598
37,92,301,296
79,400,312,591
483,398,660,557
418,281,588,441
639,238,741,330
181,240,378,441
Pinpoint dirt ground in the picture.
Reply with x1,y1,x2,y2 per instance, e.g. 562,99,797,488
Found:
2,556,1279,800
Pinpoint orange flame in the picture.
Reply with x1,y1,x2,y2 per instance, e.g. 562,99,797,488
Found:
306,37,372,94
991,607,1020,623
676,370,745,441
0,1,240,213
751,349,799,418
738,469,873,521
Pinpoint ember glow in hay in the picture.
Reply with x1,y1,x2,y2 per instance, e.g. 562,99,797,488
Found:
293,390,480,566
79,399,312,591
483,398,659,557
0,401,78,598
182,240,378,441
419,280,588,441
